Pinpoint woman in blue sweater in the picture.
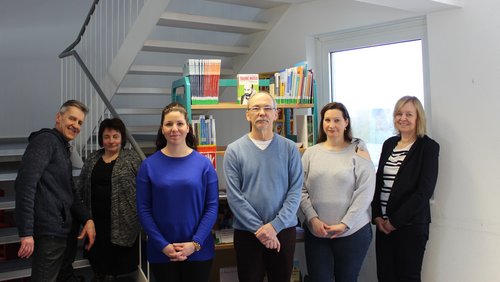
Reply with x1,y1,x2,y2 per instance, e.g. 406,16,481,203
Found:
136,102,219,282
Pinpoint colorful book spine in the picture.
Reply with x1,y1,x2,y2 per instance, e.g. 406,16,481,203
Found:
183,59,221,105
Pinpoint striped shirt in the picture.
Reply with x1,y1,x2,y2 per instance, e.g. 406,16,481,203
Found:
380,144,412,218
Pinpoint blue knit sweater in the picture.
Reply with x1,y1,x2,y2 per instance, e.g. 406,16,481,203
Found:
136,150,218,263
223,134,303,233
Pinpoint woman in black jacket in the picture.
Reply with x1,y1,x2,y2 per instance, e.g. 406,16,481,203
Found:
371,96,439,282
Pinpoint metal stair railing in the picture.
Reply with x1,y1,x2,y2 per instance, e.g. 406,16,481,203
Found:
58,1,149,281
59,0,147,161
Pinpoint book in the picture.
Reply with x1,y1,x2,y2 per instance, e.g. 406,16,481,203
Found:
192,114,217,169
198,145,217,169
258,71,277,94
183,59,221,105
215,229,234,244
237,74,259,105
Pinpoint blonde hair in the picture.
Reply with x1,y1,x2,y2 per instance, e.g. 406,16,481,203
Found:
393,96,427,137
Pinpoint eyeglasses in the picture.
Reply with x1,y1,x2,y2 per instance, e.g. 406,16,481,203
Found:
247,106,276,113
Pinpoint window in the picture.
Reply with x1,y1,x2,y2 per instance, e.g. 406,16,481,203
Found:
331,40,424,166
313,17,429,166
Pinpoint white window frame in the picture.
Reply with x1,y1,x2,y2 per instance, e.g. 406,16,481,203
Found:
309,16,432,132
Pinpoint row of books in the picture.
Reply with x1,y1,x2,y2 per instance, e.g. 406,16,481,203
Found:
181,59,314,105
237,63,315,105
270,61,314,104
192,115,217,169
183,59,221,105
192,115,216,145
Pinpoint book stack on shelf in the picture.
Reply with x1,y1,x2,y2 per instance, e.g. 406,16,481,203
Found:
264,61,314,105
191,115,217,168
183,59,221,105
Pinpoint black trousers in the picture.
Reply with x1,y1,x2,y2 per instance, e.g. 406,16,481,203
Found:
150,259,213,282
375,223,429,282
57,220,81,282
233,227,296,282
32,235,67,282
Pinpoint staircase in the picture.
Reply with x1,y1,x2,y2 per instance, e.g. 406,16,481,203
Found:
0,139,92,281
113,0,291,145
0,139,27,281
60,0,295,158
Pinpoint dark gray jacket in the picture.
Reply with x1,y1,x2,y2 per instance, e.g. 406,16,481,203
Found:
15,128,91,237
76,149,142,247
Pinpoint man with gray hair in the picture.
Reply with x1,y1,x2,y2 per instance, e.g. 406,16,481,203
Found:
15,100,95,282
224,92,303,282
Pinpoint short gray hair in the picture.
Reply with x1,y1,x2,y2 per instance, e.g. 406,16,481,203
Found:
59,100,88,115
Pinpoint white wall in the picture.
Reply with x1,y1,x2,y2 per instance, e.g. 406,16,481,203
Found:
241,0,500,281
0,0,91,138
424,1,500,281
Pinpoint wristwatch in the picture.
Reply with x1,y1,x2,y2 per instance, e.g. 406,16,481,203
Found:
192,241,201,252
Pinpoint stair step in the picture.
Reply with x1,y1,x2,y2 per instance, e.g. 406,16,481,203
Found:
0,145,26,163
0,227,19,244
0,196,14,211
128,65,234,76
0,258,90,281
158,12,268,34
142,40,250,56
116,108,163,115
128,126,160,133
129,65,182,76
116,87,172,95
206,0,286,9
0,172,17,182
0,168,79,182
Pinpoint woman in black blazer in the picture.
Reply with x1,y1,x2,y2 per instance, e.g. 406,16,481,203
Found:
371,96,439,282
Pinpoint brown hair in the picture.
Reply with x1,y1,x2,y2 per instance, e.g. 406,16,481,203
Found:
317,102,353,143
98,118,127,148
155,102,197,151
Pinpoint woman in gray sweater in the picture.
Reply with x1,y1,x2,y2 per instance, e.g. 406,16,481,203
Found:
300,102,376,282
76,118,142,281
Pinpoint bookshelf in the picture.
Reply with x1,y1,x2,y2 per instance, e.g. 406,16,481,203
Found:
171,77,318,144
171,72,318,282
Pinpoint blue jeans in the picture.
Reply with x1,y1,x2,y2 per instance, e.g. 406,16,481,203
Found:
304,223,372,282
31,235,67,282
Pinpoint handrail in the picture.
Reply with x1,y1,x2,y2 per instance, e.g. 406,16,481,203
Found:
68,50,146,160
58,0,147,161
59,0,100,58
